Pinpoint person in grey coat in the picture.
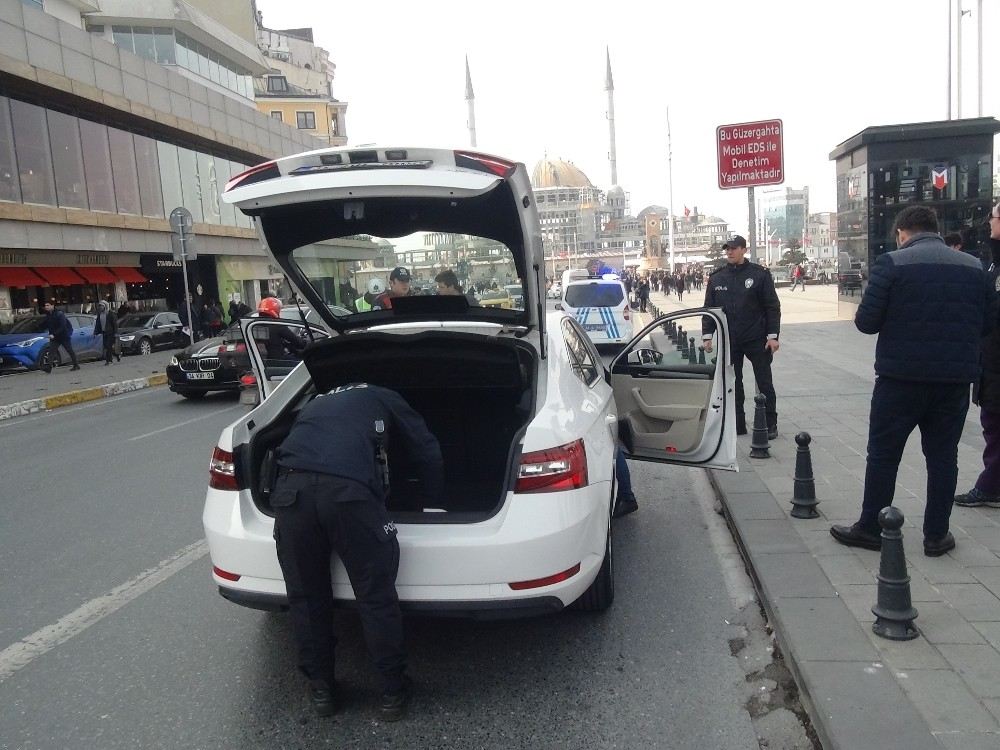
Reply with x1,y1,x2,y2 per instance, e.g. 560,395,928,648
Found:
93,300,119,365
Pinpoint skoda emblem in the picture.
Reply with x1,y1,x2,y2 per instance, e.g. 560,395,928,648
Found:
745,278,754,289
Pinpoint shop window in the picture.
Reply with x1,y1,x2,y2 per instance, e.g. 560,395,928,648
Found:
108,127,140,215
9,99,55,206
177,147,203,223
198,151,220,224
47,110,88,210
79,119,115,212
134,134,164,218
0,97,20,203
157,142,183,215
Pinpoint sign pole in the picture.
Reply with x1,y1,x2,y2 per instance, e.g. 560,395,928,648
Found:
178,226,194,345
748,186,757,265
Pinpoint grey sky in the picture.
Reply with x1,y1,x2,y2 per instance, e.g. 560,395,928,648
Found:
256,0,999,233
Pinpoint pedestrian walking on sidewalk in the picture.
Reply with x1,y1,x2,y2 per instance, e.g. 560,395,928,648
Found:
956,203,1000,508
637,277,650,313
93,300,120,364
789,263,805,291
42,301,79,372
701,235,781,437
674,274,685,302
831,205,995,557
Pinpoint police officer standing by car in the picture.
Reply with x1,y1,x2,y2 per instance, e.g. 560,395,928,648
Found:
271,382,443,720
701,235,781,437
42,301,79,372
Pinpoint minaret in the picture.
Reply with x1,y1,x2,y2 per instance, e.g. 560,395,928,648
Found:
465,56,477,148
605,47,618,186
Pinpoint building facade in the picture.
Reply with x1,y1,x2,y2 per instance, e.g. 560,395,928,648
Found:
638,206,730,267
830,117,1000,311
805,212,837,260
0,0,328,324
760,186,809,255
255,19,347,147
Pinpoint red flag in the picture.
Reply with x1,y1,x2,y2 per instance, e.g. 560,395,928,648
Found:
683,206,690,217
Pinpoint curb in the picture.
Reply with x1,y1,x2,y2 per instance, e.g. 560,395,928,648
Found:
0,373,168,422
708,461,942,750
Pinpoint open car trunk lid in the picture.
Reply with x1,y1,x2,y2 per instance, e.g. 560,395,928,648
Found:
221,147,545,347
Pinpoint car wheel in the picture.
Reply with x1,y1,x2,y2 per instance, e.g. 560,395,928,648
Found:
138,338,153,356
179,391,206,400
37,345,61,372
572,506,614,612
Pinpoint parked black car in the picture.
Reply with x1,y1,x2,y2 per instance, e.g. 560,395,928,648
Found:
118,311,188,355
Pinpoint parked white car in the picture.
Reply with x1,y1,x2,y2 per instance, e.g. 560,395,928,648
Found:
203,146,738,617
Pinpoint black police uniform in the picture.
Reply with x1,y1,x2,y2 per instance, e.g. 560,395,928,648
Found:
702,261,781,433
271,383,443,697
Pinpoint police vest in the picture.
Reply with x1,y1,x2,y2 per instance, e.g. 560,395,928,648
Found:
355,297,372,312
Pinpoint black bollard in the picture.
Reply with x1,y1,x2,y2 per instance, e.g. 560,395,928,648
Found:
688,338,696,360
749,393,770,458
675,326,685,350
698,346,706,365
871,507,919,641
790,432,819,518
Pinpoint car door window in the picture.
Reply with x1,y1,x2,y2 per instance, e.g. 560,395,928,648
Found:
163,313,181,326
561,318,600,386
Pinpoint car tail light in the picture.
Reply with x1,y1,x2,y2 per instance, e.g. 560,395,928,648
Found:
213,565,241,582
218,343,247,354
239,372,256,387
509,563,581,590
209,446,239,491
515,439,588,493
453,150,517,177
224,160,279,192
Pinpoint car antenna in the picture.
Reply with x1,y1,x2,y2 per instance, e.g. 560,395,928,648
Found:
288,278,316,343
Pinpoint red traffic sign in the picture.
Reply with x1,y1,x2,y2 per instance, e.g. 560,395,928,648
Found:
717,119,784,189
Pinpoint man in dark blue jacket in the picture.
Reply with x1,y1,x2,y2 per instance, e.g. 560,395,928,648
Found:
272,383,443,720
831,205,995,557
42,301,79,372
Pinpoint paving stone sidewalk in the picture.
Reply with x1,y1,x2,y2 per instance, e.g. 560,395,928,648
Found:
648,288,1000,749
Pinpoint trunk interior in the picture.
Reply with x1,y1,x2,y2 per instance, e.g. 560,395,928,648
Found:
246,332,536,521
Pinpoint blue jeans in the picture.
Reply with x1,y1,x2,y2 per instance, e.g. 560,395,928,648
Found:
616,449,634,501
859,377,970,539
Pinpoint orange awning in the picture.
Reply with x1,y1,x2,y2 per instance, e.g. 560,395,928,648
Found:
73,267,118,284
0,266,46,288
111,267,148,283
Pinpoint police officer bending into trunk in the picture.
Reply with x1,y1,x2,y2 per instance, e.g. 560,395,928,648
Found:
702,235,781,438
272,383,443,720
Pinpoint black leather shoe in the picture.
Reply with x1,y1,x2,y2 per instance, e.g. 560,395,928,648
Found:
380,675,411,721
830,523,882,551
767,427,778,440
737,426,748,436
70,365,80,371
612,496,638,519
924,532,956,557
309,680,335,717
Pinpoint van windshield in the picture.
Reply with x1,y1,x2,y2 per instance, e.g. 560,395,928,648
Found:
565,283,625,308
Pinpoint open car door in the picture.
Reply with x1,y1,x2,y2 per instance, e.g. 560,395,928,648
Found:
240,318,325,404
609,307,737,471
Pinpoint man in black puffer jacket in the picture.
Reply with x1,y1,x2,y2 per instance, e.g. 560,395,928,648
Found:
831,205,995,557
955,203,1000,509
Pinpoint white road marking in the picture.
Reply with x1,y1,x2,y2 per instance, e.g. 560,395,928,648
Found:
0,540,208,682
0,389,150,429
128,405,241,441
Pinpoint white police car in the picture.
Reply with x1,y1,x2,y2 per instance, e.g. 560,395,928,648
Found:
203,146,738,618
559,269,633,348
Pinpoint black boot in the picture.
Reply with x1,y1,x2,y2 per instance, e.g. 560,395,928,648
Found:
308,679,335,717
380,675,412,721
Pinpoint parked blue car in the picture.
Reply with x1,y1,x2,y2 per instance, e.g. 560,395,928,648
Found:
0,314,102,371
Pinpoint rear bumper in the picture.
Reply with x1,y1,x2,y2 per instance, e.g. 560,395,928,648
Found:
217,586,563,619
167,365,240,392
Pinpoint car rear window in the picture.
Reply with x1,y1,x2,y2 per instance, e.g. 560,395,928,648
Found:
564,283,624,308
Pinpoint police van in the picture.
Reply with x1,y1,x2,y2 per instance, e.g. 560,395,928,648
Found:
558,269,633,348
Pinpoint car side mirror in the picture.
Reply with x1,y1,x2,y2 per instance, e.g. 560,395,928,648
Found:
152,322,161,328
628,348,663,366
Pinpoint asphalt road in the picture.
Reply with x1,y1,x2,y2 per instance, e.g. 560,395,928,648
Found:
1,387,762,750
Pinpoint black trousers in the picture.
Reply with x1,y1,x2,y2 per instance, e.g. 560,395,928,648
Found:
732,345,776,430
859,377,970,540
53,335,78,368
102,334,117,363
271,471,405,693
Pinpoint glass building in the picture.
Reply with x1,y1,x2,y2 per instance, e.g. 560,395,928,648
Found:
830,118,1000,310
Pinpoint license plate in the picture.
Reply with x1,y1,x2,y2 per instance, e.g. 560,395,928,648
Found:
187,372,213,380
584,324,606,332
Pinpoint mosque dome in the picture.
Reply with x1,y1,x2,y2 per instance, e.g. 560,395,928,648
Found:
531,157,594,189
607,185,626,199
